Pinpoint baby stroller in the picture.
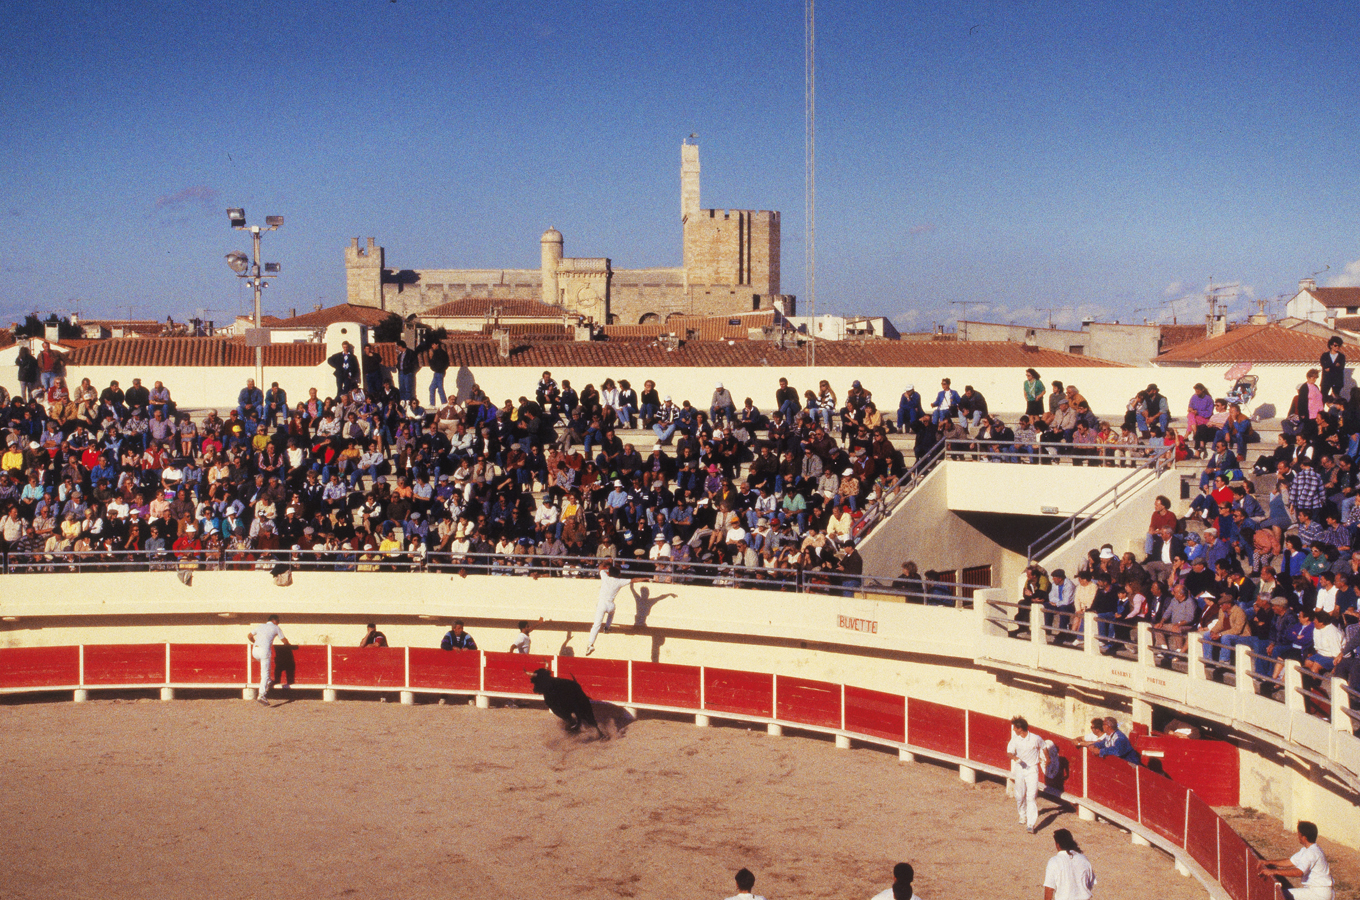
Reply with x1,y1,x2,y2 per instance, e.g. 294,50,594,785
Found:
1223,362,1259,420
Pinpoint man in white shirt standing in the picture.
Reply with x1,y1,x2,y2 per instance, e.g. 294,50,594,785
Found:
1007,715,1047,834
586,560,647,656
1258,821,1333,900
1043,829,1096,900
248,614,290,706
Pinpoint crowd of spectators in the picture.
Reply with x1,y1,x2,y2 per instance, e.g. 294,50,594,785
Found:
1014,367,1360,726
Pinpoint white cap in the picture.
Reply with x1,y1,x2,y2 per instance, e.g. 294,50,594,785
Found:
716,382,723,389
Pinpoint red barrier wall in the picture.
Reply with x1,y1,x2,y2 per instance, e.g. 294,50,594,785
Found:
250,645,328,686
0,646,79,689
907,698,966,758
775,676,841,730
483,652,550,694
1185,791,1222,878
631,661,700,708
1219,819,1251,900
83,644,164,685
556,656,629,703
843,686,905,743
966,711,1013,770
169,644,245,685
408,648,481,691
331,647,405,688
1134,734,1240,806
1086,755,1139,821
1136,766,1189,848
704,667,773,718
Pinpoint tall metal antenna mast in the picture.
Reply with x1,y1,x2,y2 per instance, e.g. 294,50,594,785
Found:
805,0,816,368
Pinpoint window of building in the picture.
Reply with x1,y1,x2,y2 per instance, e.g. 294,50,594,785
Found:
1068,345,1085,355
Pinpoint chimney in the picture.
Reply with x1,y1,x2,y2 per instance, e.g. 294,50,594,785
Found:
1248,312,1268,325
1210,314,1228,338
1299,277,1317,293
44,323,60,343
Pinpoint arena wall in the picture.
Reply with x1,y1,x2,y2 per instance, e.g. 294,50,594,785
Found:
1,569,1355,860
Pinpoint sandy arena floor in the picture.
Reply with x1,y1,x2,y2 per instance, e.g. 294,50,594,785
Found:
0,697,1259,898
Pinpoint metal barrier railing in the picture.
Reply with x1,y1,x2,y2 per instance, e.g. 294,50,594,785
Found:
1026,443,1177,564
0,548,980,607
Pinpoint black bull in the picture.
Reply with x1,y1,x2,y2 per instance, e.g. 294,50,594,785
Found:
529,668,606,739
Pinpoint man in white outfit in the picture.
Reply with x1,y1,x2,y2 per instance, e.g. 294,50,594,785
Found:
249,614,290,705
1007,715,1047,834
586,560,647,656
1043,828,1096,900
1258,821,1333,900
723,867,767,900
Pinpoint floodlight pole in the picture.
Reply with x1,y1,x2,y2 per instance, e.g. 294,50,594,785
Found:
227,211,282,388
251,226,263,385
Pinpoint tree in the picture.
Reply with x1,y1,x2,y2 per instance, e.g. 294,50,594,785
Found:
371,313,404,343
15,314,81,340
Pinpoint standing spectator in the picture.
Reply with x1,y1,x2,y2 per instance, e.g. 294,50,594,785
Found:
1186,383,1215,449
395,340,418,403
427,339,450,406
1007,715,1047,834
775,377,800,423
1320,336,1347,402
1023,368,1046,417
1096,716,1140,764
1257,821,1332,900
362,343,386,398
1043,829,1096,900
36,341,59,393
328,341,361,395
15,346,39,400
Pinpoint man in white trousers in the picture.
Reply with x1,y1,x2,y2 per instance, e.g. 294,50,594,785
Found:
1258,821,1333,900
249,614,290,705
1007,715,1047,834
586,560,647,656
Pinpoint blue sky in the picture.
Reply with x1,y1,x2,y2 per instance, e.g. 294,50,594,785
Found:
2,1,1358,332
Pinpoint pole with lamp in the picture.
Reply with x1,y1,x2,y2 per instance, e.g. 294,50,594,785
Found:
225,208,283,387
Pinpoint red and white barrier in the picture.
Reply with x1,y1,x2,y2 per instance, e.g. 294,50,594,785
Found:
0,643,1280,900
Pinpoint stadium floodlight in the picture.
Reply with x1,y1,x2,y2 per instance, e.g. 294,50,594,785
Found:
225,250,250,274
227,208,246,228
263,262,280,274
264,215,284,229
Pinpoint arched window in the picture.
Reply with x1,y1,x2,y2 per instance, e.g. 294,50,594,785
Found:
639,313,660,325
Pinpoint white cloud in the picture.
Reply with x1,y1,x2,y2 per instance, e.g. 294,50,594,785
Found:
1162,280,1184,297
1325,259,1360,288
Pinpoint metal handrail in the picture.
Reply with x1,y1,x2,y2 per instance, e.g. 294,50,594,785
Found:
1026,443,1176,564
0,547,980,606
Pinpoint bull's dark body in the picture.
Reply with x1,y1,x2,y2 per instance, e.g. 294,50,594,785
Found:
529,668,606,739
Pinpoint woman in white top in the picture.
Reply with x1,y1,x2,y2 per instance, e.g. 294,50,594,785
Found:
1043,829,1095,900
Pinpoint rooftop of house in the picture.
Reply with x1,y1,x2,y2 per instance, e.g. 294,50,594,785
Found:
1154,323,1334,364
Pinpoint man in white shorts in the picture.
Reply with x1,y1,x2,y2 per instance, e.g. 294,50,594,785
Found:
1044,828,1095,900
1007,715,1047,834
586,560,647,656
1258,821,1333,900
248,614,290,705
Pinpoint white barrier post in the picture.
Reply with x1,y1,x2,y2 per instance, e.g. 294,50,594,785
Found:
161,643,174,701
475,650,489,709
400,647,414,705
323,644,337,702
74,644,88,703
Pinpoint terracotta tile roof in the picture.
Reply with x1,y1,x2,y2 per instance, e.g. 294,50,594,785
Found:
1154,324,1331,364
478,323,573,339
80,319,166,336
0,329,13,351
270,304,395,328
1157,324,1209,350
1301,287,1360,309
423,298,569,319
605,310,781,342
65,338,326,368
376,339,1120,368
